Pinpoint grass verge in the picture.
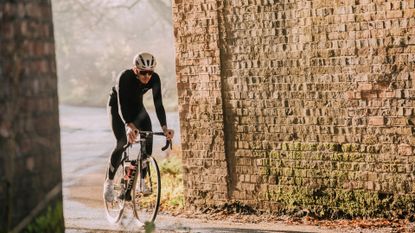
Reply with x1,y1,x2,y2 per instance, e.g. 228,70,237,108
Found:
158,147,184,213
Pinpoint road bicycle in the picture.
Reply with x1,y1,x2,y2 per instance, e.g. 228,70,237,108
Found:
104,131,171,224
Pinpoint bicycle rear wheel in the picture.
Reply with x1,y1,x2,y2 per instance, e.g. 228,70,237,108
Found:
132,156,161,223
104,162,126,223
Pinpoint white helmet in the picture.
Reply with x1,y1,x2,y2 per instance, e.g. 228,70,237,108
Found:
133,52,156,70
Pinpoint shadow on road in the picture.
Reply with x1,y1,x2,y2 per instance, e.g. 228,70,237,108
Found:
182,227,319,233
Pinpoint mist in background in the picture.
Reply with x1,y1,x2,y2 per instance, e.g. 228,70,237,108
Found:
51,0,177,111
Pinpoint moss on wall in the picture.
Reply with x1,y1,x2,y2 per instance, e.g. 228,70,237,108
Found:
261,186,415,220
256,142,415,219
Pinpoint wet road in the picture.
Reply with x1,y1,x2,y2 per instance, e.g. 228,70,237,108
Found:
60,105,391,233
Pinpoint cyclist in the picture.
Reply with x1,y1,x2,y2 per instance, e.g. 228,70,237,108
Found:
104,52,174,202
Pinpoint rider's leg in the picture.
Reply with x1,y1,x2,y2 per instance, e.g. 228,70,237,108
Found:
104,103,128,201
108,105,127,180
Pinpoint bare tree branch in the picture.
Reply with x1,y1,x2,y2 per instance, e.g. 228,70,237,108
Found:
53,0,171,29
110,0,142,9
54,0,170,26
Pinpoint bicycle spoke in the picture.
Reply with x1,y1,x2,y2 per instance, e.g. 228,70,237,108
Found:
132,157,161,223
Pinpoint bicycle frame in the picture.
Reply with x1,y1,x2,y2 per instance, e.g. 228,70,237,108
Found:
122,131,170,196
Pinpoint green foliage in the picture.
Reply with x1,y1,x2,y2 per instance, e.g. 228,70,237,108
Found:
159,155,182,176
23,202,64,233
144,221,156,233
159,155,185,211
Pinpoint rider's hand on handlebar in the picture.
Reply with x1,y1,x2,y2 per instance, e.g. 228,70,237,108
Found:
126,123,139,143
162,126,174,140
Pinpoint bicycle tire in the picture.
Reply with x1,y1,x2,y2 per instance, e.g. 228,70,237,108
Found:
132,156,161,223
104,161,126,223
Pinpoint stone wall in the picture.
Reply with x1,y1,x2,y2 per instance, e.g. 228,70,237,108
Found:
173,0,415,217
0,0,63,231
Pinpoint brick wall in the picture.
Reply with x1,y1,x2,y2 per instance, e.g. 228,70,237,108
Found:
0,0,63,231
173,0,229,207
173,0,415,217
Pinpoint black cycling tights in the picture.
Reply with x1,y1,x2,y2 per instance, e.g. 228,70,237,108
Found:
107,105,152,180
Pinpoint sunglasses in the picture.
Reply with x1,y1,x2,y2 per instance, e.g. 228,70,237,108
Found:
139,70,153,76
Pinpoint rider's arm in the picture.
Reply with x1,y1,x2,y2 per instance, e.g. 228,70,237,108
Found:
117,72,139,143
152,73,167,128
116,71,135,125
152,73,174,140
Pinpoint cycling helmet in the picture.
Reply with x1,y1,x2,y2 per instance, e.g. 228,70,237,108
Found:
133,52,156,70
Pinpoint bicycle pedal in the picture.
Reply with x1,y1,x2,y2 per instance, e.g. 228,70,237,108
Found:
142,192,152,197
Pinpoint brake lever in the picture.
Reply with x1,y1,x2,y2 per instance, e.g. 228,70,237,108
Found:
161,139,172,151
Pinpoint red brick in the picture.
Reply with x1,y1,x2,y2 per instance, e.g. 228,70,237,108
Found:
379,91,395,98
398,144,413,156
368,116,385,126
358,83,373,91
387,10,403,19
345,91,355,99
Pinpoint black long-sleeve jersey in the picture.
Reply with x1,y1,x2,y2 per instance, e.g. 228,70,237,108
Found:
109,69,167,127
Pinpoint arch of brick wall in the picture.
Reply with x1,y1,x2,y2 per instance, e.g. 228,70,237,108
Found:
173,0,415,217
0,1,63,231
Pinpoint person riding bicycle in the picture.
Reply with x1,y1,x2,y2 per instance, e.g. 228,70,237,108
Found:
104,52,174,202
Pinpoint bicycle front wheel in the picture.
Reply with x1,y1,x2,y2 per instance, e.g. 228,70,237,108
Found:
132,156,161,223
